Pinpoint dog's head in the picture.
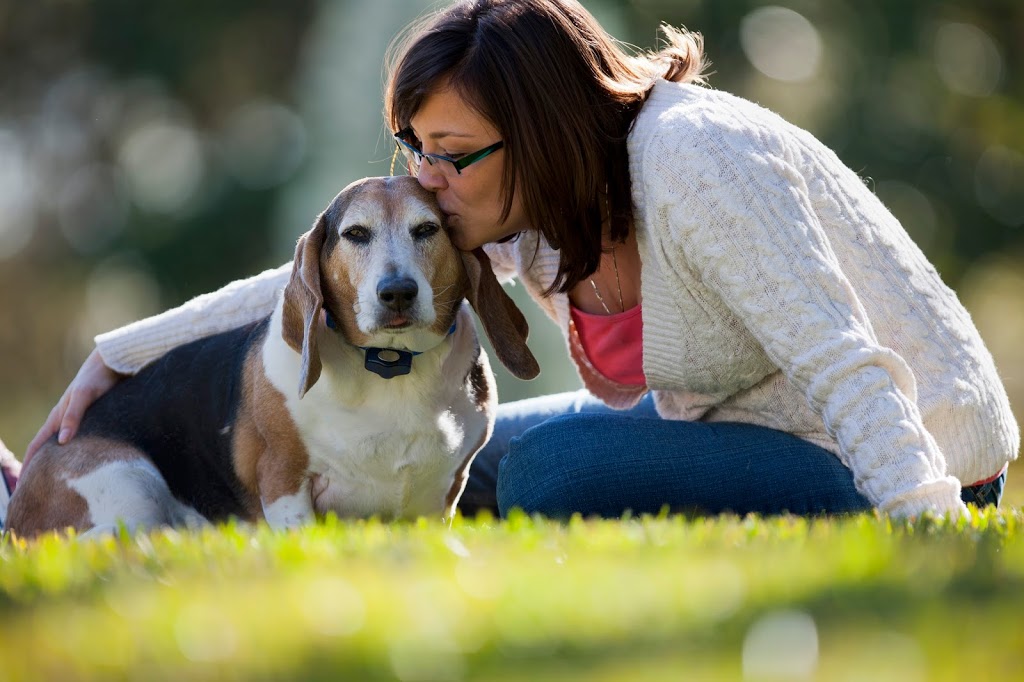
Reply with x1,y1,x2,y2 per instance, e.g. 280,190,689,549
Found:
282,176,539,397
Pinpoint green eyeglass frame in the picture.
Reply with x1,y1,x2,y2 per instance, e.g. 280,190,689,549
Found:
393,128,504,175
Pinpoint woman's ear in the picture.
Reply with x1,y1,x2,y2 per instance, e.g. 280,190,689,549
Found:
460,248,540,380
282,213,328,398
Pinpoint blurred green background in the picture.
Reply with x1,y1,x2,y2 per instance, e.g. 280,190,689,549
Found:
0,0,1021,503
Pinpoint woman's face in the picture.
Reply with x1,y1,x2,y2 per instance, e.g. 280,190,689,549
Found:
407,85,528,251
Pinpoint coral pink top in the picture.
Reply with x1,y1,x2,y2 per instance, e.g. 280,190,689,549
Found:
569,304,646,387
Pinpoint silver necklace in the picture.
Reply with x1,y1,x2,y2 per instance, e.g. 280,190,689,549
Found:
589,246,624,314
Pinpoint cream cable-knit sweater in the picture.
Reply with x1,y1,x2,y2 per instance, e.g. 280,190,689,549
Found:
96,80,1018,518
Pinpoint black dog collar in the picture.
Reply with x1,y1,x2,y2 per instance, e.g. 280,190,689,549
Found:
324,310,456,379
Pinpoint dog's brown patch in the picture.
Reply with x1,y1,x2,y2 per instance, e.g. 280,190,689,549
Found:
233,342,311,514
429,229,470,337
319,232,362,347
6,437,139,538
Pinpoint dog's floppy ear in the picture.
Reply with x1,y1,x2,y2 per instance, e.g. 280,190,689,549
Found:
461,248,540,380
282,213,328,398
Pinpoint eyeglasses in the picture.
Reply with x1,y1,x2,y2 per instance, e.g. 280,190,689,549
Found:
393,128,504,176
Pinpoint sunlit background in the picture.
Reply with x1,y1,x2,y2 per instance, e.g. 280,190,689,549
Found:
1,0,1021,504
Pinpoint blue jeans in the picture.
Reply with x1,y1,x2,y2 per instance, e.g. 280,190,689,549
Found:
457,389,1005,518
457,389,873,518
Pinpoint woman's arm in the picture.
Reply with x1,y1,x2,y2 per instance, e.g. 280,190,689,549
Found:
648,119,965,519
25,264,290,464
96,263,290,373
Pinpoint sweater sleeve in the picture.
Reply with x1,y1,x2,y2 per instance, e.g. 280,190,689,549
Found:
647,120,965,519
481,240,520,284
95,263,291,374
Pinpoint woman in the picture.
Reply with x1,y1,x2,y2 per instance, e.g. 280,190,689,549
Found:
22,0,1017,519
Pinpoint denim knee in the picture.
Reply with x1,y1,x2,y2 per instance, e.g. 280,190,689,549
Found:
496,414,585,517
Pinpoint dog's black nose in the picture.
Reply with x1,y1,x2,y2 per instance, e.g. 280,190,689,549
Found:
377,276,419,312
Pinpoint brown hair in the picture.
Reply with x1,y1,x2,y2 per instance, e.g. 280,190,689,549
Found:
385,0,708,295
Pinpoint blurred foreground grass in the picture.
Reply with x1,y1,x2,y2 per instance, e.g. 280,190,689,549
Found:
1,509,1022,682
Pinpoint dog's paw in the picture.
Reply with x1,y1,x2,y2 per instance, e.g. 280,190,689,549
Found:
261,490,315,530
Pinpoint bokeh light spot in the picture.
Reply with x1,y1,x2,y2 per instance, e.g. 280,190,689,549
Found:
740,7,822,82
57,164,129,254
174,601,239,663
118,117,205,215
0,129,37,260
220,99,306,190
742,609,819,679
299,576,366,637
934,22,1003,97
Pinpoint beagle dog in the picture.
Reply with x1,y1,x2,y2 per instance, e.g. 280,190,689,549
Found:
7,176,538,538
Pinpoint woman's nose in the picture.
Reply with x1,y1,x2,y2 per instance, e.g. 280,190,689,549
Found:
416,160,448,192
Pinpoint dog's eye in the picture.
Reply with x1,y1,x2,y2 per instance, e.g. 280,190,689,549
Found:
412,222,439,240
342,226,370,243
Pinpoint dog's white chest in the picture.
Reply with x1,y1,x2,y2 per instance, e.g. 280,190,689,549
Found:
309,422,460,519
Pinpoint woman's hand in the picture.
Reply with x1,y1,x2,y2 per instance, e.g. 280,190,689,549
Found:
24,349,124,466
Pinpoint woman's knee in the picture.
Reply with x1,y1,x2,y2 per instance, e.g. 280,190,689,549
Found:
495,414,596,517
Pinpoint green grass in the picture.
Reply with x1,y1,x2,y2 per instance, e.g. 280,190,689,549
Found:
2,509,1023,681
